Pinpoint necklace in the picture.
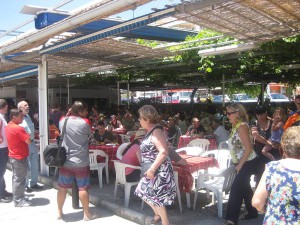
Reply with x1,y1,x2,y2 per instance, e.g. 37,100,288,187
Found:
230,121,242,138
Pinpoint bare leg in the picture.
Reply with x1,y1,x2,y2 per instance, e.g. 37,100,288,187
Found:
57,187,67,219
155,206,169,225
145,201,160,221
79,189,93,220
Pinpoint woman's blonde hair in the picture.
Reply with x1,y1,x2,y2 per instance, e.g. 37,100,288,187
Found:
138,105,158,124
281,126,300,158
226,103,249,123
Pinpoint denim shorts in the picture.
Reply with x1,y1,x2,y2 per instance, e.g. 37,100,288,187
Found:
58,166,90,190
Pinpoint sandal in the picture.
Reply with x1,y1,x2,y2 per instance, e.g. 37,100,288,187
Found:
150,214,161,224
222,220,235,225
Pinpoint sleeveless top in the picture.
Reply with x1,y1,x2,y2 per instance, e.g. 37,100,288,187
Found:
228,122,256,164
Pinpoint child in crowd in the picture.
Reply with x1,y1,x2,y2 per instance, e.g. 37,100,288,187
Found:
262,107,285,161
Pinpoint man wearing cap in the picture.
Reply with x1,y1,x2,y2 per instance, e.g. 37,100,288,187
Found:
120,129,146,182
283,94,300,130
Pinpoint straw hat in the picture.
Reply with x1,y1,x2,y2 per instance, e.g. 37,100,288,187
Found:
134,128,147,140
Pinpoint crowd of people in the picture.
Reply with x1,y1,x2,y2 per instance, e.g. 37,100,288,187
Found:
0,94,299,224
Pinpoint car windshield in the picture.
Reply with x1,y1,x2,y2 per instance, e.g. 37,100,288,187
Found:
270,93,286,99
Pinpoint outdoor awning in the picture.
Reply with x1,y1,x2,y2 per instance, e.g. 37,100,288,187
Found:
0,0,299,87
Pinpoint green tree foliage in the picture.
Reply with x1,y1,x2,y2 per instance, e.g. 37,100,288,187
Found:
70,30,299,94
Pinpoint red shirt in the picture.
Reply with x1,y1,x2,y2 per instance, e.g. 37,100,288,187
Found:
5,121,30,160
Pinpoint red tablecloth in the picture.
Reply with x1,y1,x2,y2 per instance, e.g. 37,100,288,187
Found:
89,144,120,169
177,135,217,150
173,154,218,192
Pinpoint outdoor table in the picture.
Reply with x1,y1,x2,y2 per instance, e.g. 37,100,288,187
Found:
173,154,219,208
89,144,120,169
177,135,217,150
112,128,127,135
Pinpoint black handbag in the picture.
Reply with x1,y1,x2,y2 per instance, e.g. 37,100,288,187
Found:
43,118,69,168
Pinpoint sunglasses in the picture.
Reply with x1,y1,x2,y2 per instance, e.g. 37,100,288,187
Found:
226,111,238,116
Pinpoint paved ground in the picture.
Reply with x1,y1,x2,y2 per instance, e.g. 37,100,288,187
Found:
1,167,264,225
0,169,138,225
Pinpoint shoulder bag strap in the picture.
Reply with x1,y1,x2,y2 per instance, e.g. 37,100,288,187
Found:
144,125,163,139
58,117,69,147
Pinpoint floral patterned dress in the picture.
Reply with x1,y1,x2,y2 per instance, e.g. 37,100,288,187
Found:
134,125,176,207
263,161,300,225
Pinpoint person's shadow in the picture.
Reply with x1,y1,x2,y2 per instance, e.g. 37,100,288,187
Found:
30,197,50,206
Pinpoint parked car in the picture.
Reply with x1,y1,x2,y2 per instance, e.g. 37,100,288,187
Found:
266,93,290,102
213,95,230,103
232,94,257,103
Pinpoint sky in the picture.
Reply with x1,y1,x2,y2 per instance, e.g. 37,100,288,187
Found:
0,0,181,43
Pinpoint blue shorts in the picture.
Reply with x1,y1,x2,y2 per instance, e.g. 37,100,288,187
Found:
58,166,90,191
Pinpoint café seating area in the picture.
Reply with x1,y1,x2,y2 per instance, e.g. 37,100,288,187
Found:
87,129,234,216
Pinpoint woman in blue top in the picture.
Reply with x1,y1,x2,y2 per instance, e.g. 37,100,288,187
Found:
252,126,300,225
223,103,258,225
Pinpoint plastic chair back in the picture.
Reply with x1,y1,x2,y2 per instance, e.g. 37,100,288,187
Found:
187,138,210,154
113,160,141,208
116,143,130,160
89,149,109,188
176,146,204,156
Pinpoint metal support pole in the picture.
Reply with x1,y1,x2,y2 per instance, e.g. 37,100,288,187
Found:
222,74,225,108
117,82,120,106
127,82,130,107
67,78,70,105
261,82,265,105
39,55,49,176
72,181,79,209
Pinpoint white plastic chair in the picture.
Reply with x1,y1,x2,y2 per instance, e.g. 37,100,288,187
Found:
89,149,109,189
218,141,229,149
141,170,183,213
116,143,130,160
193,166,236,217
113,160,141,208
187,138,210,155
119,134,130,143
201,149,232,174
176,146,204,156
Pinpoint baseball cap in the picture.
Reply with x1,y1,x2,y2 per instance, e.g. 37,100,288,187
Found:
134,128,147,140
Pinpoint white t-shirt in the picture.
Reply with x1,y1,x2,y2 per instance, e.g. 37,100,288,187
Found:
214,125,229,145
0,113,8,148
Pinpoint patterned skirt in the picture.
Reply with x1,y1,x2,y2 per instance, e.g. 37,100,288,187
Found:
134,162,176,207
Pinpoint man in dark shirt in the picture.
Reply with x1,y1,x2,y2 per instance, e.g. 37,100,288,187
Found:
186,117,206,136
93,121,115,144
